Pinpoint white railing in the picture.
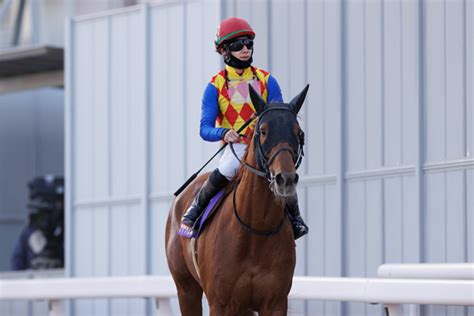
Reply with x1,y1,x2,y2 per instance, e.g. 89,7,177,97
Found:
378,263,474,280
1,265,473,316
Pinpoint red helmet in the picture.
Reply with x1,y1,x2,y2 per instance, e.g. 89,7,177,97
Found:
215,17,255,49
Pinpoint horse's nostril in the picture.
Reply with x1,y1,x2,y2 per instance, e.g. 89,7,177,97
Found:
294,173,299,184
275,174,284,186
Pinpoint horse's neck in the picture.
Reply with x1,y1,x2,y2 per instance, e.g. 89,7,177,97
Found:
235,156,285,231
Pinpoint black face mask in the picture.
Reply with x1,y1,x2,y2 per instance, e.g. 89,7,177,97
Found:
223,44,253,69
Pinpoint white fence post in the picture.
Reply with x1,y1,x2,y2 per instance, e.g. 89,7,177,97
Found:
155,298,173,316
48,299,64,316
384,304,403,316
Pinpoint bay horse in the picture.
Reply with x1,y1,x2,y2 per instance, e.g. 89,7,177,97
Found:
165,84,309,316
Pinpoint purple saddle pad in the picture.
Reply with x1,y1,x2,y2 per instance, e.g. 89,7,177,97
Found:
177,189,225,239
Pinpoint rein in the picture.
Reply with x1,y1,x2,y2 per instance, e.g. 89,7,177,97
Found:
232,183,285,237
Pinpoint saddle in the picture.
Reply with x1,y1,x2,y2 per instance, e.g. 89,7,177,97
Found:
177,189,228,239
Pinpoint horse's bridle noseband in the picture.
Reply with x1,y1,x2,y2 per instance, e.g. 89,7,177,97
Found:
229,106,305,182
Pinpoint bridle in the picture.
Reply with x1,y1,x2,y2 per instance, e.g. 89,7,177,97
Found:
229,105,305,237
229,106,305,182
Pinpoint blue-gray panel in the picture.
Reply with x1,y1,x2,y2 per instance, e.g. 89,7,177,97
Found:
92,207,110,316
127,12,146,196
149,8,169,194
366,179,383,274
92,207,109,276
151,199,173,276
184,1,221,177
110,205,130,275
72,208,94,314
469,0,474,160
149,5,186,193
306,0,325,176
287,0,307,148
365,0,383,170
402,175,420,262
345,0,366,173
446,171,467,262
346,181,366,276
245,1,270,71
425,0,447,163
110,14,133,198
270,1,290,96
164,5,186,192
384,177,403,263
468,170,474,262
91,18,110,199
445,0,467,161
307,183,342,316
425,172,447,262
323,0,343,176
384,0,403,168
74,21,95,202
400,0,419,166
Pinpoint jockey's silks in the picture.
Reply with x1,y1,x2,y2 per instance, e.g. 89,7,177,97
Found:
210,65,270,144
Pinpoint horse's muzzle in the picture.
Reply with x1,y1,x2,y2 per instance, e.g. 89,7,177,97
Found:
273,172,299,197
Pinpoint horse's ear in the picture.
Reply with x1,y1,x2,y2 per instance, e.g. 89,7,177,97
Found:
289,84,310,115
249,84,265,115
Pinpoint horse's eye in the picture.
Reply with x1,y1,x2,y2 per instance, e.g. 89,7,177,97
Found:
259,129,266,136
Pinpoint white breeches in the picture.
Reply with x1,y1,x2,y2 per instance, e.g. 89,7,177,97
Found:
218,143,248,180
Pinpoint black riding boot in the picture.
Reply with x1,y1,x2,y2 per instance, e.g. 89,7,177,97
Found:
181,169,229,230
286,196,309,240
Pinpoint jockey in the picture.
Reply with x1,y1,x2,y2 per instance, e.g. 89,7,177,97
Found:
180,17,308,239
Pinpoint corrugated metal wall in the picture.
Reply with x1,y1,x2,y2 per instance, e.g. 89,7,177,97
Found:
65,1,473,315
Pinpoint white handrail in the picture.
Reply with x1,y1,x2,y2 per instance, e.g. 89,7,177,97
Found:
1,275,473,316
378,263,474,280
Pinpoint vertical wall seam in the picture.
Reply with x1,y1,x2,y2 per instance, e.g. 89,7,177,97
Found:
90,22,96,276
303,0,309,282
182,2,188,180
399,0,405,263
363,0,368,279
64,16,75,315
443,0,448,263
337,0,349,315
340,0,348,286
400,0,404,166
141,4,153,315
417,0,426,263
107,15,112,280
302,1,309,312
267,0,272,73
462,0,468,263
380,0,386,267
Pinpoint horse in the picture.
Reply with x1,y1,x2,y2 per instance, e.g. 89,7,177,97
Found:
165,84,309,316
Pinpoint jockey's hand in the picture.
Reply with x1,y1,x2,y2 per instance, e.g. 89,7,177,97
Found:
223,129,241,143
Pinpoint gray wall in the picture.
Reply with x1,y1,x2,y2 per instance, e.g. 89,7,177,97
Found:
65,1,473,316
0,88,64,272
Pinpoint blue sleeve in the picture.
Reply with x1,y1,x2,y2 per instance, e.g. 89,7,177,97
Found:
267,75,283,103
199,83,229,142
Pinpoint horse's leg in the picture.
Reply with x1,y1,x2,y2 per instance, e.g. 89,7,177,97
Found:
258,300,288,316
166,206,203,316
175,275,204,316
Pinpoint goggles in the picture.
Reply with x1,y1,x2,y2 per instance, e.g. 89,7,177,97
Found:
228,38,254,52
